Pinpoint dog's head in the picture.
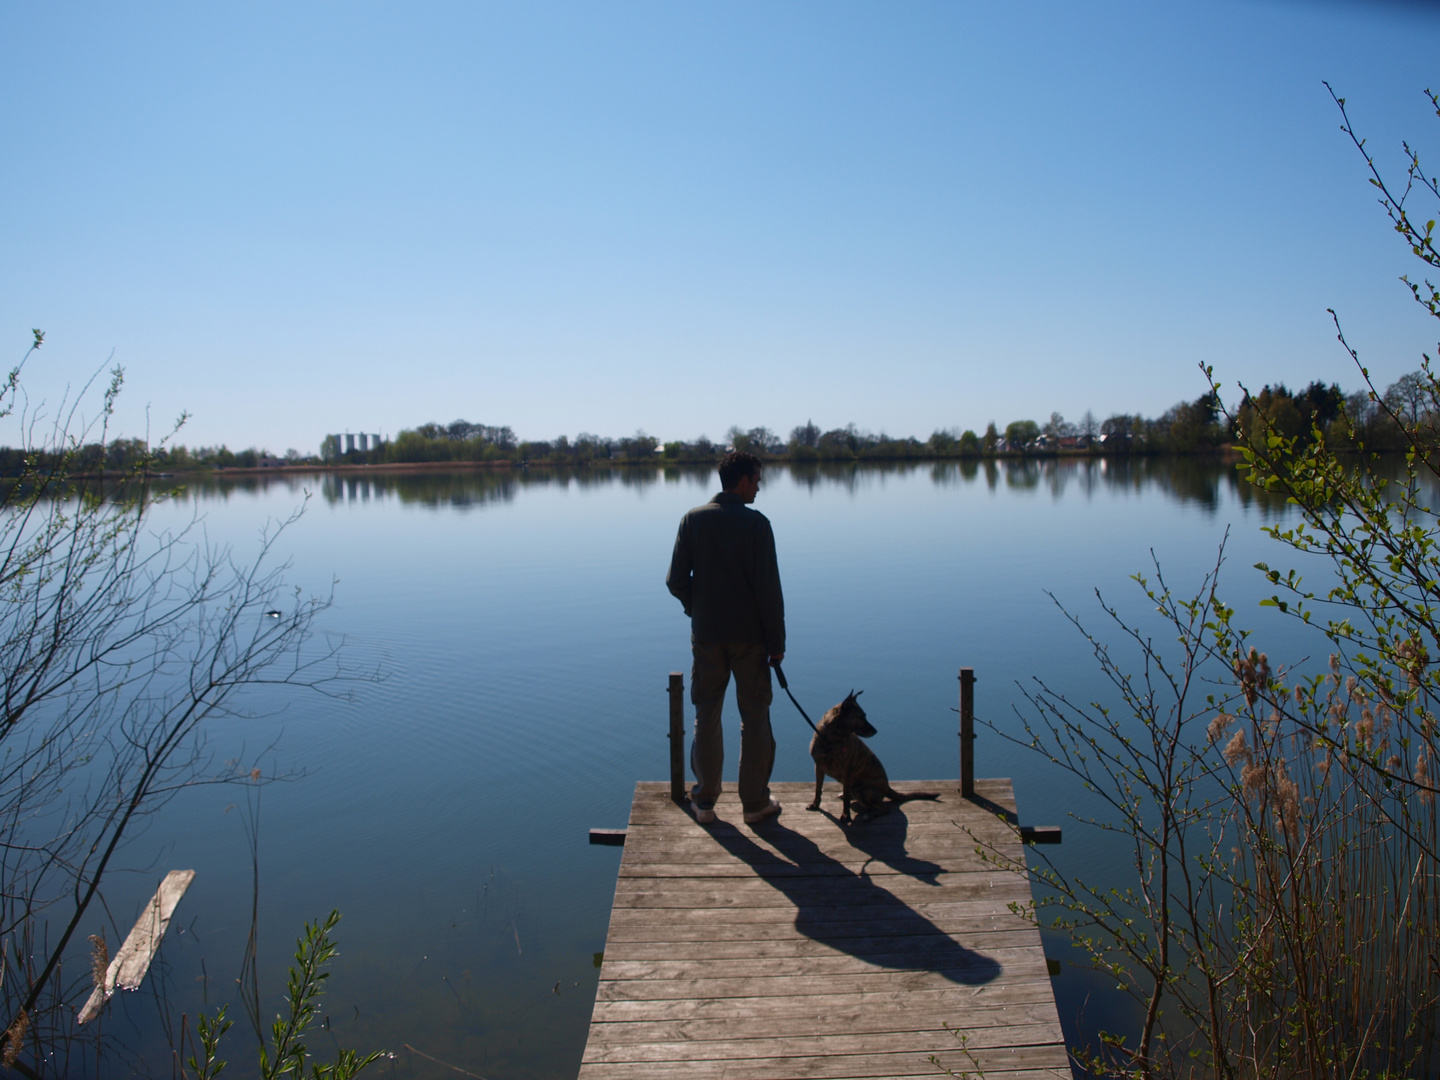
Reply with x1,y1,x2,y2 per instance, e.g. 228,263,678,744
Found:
820,690,875,738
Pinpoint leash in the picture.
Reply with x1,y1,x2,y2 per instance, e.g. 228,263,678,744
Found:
772,662,818,733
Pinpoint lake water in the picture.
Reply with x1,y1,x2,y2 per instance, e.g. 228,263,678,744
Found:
73,458,1318,1078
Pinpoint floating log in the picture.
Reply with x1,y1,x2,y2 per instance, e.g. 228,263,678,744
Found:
78,870,195,1025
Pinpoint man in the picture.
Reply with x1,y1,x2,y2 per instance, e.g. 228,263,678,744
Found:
666,450,785,825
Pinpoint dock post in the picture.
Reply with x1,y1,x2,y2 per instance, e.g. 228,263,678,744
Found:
959,667,975,798
668,672,685,804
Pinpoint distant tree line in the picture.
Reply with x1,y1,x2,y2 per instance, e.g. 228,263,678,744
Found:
377,420,661,464
2,370,1429,477
0,438,308,476
647,370,1431,463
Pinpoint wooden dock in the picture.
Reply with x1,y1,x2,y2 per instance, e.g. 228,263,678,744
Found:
579,778,1072,1080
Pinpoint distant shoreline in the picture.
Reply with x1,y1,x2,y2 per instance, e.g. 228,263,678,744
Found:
19,446,1262,484
167,459,519,477
144,446,1248,478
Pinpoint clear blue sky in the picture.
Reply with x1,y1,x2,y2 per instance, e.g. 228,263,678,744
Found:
3,1,1438,455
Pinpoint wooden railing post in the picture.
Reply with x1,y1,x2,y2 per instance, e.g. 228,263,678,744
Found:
668,672,685,803
959,667,976,798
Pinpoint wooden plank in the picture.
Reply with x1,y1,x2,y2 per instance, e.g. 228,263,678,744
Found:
601,898,1037,931
578,781,1071,1079
597,947,1049,981
621,803,1019,828
78,869,195,1025
615,843,1020,867
581,1025,1066,1062
578,1049,1069,1080
582,1071,1065,1080
589,1003,1062,1040
590,987,1064,1023
611,880,1034,905
610,882,1035,906
601,926,1041,960
593,968,1058,1002
613,824,1022,852
628,778,1018,798
602,918,1037,947
614,854,992,876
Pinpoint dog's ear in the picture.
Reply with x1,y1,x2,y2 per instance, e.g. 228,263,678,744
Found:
855,689,863,698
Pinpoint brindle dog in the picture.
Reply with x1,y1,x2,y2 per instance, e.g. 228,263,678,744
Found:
805,691,939,823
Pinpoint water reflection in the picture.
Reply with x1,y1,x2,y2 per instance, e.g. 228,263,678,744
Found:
169,465,682,509
1005,459,1041,492
150,458,1343,517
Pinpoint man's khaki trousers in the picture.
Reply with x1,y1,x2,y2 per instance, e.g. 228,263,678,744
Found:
689,641,776,815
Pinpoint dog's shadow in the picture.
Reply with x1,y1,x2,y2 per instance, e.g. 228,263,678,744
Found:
702,815,1001,985
806,803,943,882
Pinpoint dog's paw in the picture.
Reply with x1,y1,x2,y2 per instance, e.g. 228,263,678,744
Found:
805,801,820,812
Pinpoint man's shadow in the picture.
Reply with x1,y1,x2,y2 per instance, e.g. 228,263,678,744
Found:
703,811,1001,985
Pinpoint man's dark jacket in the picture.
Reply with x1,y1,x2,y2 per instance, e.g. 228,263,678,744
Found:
666,491,785,656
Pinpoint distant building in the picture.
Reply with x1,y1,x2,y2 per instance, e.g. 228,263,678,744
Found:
322,432,385,461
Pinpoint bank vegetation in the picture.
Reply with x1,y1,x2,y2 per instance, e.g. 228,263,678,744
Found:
976,84,1440,1080
6,366,1434,477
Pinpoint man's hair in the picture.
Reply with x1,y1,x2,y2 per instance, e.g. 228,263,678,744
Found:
718,450,762,490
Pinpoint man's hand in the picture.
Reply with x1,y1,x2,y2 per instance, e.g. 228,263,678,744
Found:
769,653,784,666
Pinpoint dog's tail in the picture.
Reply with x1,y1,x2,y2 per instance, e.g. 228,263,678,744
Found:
886,788,940,804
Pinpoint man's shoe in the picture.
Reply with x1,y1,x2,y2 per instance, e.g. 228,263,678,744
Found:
691,799,716,824
743,798,782,824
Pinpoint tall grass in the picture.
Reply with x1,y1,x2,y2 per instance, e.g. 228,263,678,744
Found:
987,552,1439,1079
1213,651,1437,1075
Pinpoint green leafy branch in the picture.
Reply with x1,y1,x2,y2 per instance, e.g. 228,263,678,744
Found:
188,911,383,1080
